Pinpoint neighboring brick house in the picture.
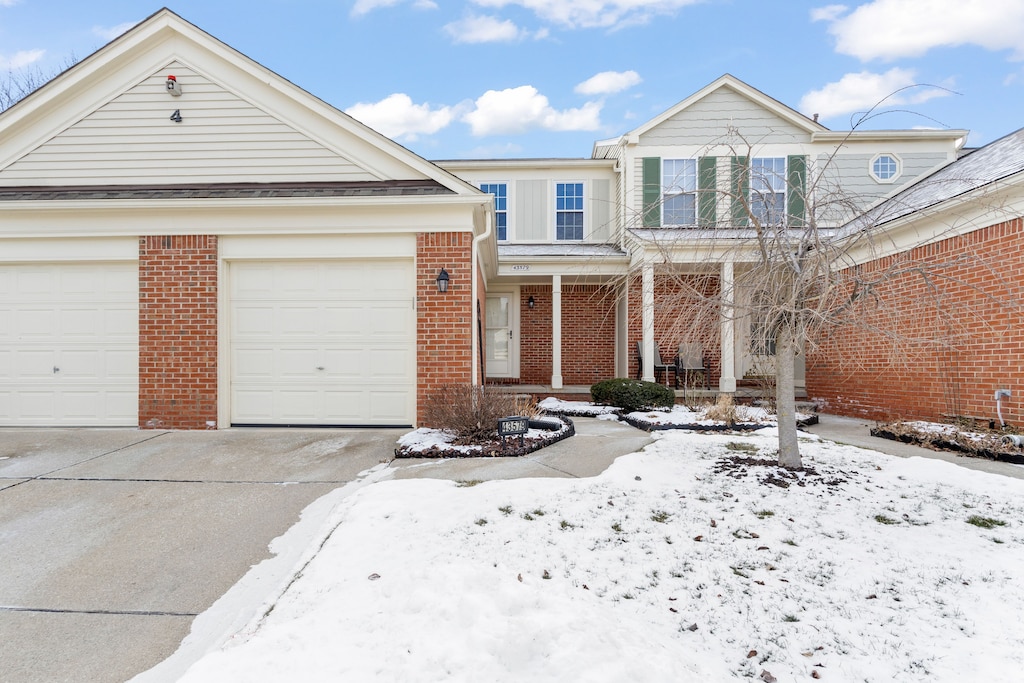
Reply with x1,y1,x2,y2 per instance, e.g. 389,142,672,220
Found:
1,9,1016,430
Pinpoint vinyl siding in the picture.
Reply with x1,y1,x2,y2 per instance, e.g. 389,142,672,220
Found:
0,62,376,186
590,179,611,241
516,179,548,241
639,87,810,146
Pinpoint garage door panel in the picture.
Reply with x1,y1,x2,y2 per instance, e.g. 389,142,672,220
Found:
14,309,56,337
231,259,414,425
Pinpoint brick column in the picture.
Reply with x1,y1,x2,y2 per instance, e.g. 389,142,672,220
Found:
417,232,474,426
139,235,218,429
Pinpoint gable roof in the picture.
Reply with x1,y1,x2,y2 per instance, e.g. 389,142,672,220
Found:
0,8,481,196
844,126,1024,233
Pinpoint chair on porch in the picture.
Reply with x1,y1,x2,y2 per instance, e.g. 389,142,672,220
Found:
635,341,678,388
676,342,709,390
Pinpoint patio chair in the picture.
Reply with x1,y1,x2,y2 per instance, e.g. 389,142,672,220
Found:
635,341,678,387
676,342,709,390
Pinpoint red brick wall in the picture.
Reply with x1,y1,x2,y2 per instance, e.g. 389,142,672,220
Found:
519,284,616,385
138,235,218,429
417,232,474,426
807,217,1024,425
626,271,721,385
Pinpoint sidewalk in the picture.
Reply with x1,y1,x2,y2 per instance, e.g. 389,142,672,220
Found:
804,413,1024,480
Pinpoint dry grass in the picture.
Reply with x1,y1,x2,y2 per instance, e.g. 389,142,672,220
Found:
703,394,738,425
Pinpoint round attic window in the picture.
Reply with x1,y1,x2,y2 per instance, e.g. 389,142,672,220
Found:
870,154,901,183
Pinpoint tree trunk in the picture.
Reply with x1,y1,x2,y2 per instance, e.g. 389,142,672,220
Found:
775,326,802,469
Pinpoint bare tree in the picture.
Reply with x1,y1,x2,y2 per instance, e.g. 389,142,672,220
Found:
0,56,78,112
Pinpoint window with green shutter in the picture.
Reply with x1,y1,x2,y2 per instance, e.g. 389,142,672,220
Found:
730,156,749,227
787,155,807,228
698,156,716,226
642,157,660,227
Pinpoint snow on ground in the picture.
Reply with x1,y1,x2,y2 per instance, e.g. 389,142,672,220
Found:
178,430,1024,682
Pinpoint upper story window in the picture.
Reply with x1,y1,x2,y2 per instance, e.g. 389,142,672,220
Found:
480,183,508,241
750,157,786,225
870,153,901,183
662,159,697,226
556,182,584,240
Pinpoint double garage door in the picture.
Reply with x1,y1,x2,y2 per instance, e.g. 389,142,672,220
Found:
0,259,415,427
229,260,416,426
0,263,139,427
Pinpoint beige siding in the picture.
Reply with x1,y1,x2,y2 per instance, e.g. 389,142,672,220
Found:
0,63,376,186
589,179,611,241
640,87,810,147
516,179,548,241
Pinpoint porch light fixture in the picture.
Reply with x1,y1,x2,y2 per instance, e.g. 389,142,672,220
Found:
527,295,535,309
436,268,450,293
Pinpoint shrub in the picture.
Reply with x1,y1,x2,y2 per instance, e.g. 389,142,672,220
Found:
590,378,673,413
704,393,738,425
423,384,539,444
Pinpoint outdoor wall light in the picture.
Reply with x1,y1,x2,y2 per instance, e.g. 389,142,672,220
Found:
527,295,535,309
436,268,450,293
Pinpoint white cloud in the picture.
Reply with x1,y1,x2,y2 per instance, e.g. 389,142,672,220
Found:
444,15,526,43
575,70,641,95
810,4,848,22
462,85,601,136
352,0,437,17
92,21,139,42
799,68,952,122
0,0,21,6
470,0,701,30
821,0,1024,61
0,48,44,70
345,93,454,140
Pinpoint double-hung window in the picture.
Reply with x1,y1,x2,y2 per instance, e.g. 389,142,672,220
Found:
556,182,584,240
662,159,697,226
750,157,786,225
480,183,508,241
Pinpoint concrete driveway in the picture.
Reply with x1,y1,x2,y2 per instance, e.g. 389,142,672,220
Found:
0,428,402,683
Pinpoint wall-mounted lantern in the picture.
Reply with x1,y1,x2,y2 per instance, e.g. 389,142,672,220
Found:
436,268,450,293
527,295,535,309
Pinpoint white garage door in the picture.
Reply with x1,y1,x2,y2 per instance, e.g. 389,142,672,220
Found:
230,260,415,426
0,263,139,426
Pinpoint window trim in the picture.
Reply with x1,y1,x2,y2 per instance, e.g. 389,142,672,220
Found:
750,157,787,225
554,180,586,241
869,153,901,184
661,158,698,227
479,181,510,241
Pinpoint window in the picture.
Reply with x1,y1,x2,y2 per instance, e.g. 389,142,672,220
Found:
870,153,900,183
556,182,584,240
662,159,697,225
480,183,508,240
750,157,786,225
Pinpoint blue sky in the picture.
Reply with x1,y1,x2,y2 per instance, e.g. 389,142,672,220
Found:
1,1,1022,159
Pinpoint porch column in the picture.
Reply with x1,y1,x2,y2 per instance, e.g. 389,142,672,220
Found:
719,261,737,393
551,274,563,389
642,263,655,383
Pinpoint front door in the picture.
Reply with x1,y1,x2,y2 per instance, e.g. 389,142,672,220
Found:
485,293,515,378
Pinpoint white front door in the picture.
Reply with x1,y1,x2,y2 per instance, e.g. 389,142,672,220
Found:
485,293,515,378
0,262,139,426
229,259,415,426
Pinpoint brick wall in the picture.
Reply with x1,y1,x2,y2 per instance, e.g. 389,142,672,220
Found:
417,232,475,426
138,235,218,429
626,271,721,385
519,284,616,385
807,217,1024,425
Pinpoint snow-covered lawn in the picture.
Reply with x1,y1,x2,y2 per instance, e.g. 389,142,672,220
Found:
177,429,1024,682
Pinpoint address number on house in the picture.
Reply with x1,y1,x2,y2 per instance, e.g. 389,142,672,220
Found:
511,265,530,271
498,416,529,436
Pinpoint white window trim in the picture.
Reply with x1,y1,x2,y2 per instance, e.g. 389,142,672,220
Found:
479,181,512,241
750,157,787,225
552,180,587,242
662,158,698,227
869,153,902,184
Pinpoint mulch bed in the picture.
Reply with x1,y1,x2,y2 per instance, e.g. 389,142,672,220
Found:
394,416,575,459
711,455,851,489
871,422,1024,465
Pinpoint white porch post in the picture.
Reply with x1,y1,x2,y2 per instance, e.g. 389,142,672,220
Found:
719,261,737,393
551,274,563,389
641,263,655,383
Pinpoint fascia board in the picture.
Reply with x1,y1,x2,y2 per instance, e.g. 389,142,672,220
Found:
811,129,969,146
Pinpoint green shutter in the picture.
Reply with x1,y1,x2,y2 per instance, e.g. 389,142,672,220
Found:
698,156,717,227
642,157,661,227
787,155,807,228
730,156,749,227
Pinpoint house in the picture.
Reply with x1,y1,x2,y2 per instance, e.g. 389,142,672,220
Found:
1,9,1011,430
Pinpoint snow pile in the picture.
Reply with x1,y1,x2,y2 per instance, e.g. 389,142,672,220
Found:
179,431,1024,682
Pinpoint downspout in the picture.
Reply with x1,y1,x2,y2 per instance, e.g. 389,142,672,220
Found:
471,206,493,386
